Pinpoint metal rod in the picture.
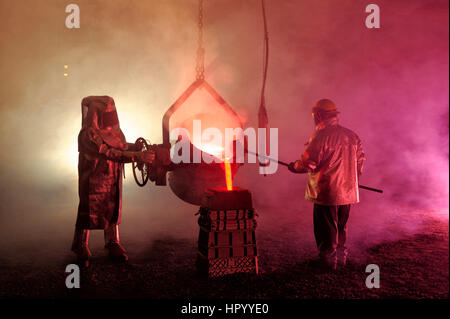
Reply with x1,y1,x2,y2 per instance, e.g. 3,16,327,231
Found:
357,185,383,193
246,150,290,166
245,149,383,193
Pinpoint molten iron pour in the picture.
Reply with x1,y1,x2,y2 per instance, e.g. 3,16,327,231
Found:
131,136,240,205
224,159,233,191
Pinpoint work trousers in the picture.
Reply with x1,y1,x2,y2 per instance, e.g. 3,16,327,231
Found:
313,204,351,262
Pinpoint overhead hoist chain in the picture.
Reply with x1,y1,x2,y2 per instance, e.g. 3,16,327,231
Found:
196,0,205,80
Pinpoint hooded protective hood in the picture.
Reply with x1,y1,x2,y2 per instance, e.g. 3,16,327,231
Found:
81,96,126,149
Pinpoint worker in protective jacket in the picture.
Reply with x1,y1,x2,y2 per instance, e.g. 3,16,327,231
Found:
289,99,365,270
72,96,155,267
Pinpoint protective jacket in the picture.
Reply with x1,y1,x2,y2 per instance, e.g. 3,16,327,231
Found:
76,96,136,229
294,117,365,205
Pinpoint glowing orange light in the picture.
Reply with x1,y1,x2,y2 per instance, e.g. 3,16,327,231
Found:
191,139,235,191
224,159,233,191
197,143,224,159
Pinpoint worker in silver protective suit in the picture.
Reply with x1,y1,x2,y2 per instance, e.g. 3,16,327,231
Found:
72,96,155,267
289,99,365,270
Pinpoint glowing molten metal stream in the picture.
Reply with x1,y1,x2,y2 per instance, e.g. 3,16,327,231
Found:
195,143,233,191
224,159,233,191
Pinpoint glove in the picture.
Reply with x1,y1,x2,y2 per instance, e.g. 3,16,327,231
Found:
136,150,155,164
288,162,298,173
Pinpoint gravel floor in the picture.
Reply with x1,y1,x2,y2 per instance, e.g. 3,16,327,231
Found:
0,214,447,299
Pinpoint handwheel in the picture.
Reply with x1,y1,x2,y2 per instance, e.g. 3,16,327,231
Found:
132,137,150,187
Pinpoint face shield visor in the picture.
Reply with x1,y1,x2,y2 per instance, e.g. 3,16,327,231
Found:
101,110,119,129
80,96,126,148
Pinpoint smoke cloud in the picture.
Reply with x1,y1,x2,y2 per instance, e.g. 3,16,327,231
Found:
0,0,448,267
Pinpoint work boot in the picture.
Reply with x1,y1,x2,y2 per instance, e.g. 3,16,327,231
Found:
339,258,347,268
319,252,337,271
71,228,91,267
104,225,128,262
337,247,348,267
321,258,337,271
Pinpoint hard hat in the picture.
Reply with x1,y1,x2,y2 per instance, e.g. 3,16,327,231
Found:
312,99,340,115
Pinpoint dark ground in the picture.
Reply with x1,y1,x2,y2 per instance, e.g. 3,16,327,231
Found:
0,213,447,299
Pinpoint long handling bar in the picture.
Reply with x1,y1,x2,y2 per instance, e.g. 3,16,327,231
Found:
245,150,383,193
